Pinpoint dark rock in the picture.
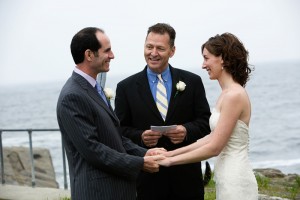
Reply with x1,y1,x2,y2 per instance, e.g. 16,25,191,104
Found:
1,146,58,188
254,168,285,178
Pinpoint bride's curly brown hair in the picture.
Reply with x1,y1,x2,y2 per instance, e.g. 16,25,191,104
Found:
201,33,253,87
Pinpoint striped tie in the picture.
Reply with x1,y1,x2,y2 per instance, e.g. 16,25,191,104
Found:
156,74,168,121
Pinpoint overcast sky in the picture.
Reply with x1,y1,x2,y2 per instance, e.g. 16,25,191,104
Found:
0,0,299,85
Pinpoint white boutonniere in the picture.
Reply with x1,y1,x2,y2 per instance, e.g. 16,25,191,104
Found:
103,88,115,100
174,81,186,98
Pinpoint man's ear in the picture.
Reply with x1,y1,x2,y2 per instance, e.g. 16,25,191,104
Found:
85,50,92,61
169,46,176,58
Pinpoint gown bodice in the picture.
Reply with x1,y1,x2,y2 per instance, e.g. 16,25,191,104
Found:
210,108,258,200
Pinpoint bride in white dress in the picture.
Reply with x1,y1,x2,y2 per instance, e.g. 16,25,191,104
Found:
158,33,258,199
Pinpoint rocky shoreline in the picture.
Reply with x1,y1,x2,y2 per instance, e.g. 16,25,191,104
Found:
254,168,300,200
1,147,299,200
1,147,58,188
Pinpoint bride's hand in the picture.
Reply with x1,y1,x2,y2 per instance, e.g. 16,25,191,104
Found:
157,157,172,167
161,150,174,157
146,148,167,156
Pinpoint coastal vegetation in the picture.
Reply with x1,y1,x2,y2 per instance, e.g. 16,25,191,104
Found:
204,169,300,200
58,169,300,200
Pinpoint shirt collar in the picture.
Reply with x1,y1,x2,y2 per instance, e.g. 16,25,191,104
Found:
147,66,170,83
74,67,96,87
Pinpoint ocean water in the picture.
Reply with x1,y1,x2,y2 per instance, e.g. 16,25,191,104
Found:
0,62,299,188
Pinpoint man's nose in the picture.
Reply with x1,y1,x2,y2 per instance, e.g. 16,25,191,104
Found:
109,51,115,59
151,48,158,56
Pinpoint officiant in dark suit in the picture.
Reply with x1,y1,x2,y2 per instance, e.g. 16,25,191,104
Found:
115,23,211,200
57,27,164,200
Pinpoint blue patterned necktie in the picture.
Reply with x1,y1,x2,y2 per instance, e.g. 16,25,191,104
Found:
156,74,168,121
95,82,109,106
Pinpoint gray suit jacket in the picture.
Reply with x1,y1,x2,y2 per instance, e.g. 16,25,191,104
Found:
57,72,147,200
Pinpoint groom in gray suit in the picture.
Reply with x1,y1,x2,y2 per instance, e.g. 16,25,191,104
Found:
57,27,163,200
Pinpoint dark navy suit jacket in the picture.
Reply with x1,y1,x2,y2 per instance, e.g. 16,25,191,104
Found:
57,72,147,200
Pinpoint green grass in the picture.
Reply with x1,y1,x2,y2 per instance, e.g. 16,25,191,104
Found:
204,176,216,200
58,175,300,200
256,174,270,189
60,197,71,200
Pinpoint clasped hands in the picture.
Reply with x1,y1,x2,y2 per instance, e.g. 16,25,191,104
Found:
143,147,173,173
143,125,186,173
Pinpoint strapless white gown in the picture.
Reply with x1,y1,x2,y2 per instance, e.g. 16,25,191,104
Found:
210,109,258,200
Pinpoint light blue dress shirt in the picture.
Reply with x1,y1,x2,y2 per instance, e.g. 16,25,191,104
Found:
147,66,172,103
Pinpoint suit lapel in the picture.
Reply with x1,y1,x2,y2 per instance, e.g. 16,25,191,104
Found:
165,66,181,121
136,68,162,120
88,88,120,123
73,72,120,124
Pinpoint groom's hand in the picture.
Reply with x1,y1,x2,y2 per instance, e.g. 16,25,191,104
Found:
143,155,165,173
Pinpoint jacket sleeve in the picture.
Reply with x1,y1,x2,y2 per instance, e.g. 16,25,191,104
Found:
57,92,144,180
115,82,146,146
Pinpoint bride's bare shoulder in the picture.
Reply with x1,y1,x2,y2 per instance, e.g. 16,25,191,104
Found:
221,86,249,110
226,84,248,98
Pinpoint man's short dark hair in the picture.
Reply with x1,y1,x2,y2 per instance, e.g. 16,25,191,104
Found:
70,27,104,64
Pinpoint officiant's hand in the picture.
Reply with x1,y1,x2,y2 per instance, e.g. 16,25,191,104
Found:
142,130,162,147
164,125,187,144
